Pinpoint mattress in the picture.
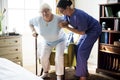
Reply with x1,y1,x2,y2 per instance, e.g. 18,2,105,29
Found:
0,58,43,80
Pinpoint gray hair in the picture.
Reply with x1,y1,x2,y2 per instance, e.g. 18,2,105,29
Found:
39,3,52,12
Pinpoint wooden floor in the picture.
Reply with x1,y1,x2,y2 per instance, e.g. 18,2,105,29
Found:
23,63,118,80
42,68,118,80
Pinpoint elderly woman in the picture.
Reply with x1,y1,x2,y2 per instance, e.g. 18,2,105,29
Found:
29,3,66,80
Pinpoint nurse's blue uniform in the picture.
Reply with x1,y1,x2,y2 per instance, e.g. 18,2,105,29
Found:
65,8,102,77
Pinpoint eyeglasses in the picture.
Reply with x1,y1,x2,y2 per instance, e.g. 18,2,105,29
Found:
41,9,50,13
59,8,65,14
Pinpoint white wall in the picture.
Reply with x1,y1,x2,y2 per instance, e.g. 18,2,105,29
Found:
0,0,2,11
75,0,107,65
75,0,107,20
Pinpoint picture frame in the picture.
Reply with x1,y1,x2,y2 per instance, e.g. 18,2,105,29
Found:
107,0,120,3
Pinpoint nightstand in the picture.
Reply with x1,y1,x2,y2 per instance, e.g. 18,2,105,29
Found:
0,35,23,66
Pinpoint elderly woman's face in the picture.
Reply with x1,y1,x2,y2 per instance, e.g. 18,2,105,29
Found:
41,8,52,20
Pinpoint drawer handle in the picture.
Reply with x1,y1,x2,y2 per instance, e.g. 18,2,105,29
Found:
16,57,19,59
16,49,18,51
103,47,106,50
15,40,18,43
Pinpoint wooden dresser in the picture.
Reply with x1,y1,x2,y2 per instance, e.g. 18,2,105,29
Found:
0,35,23,66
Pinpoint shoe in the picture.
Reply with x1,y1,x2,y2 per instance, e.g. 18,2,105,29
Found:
40,72,49,79
57,75,62,80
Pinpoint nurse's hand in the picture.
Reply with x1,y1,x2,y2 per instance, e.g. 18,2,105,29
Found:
59,21,68,28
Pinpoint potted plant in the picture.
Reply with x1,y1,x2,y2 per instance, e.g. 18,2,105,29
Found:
0,8,6,35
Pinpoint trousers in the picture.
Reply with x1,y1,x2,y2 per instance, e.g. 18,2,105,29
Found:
37,41,66,75
75,30,101,77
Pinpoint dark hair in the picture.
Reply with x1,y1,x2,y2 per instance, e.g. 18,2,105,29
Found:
57,0,72,9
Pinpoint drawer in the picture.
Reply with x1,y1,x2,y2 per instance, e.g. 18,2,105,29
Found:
0,53,22,62
0,46,21,56
0,38,21,47
100,45,120,54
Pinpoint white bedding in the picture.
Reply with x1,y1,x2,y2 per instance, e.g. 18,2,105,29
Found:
0,58,43,80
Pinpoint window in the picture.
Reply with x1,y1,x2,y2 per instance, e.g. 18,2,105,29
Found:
7,0,56,65
8,0,40,33
7,0,56,33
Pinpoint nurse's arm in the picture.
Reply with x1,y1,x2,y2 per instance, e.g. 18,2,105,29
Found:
66,26,85,35
59,21,85,35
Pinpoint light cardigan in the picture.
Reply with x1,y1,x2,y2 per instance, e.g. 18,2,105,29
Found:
29,14,66,47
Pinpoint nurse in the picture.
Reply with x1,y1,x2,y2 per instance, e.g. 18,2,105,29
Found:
57,0,102,80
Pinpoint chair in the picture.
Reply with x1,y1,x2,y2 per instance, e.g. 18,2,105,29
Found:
49,43,76,67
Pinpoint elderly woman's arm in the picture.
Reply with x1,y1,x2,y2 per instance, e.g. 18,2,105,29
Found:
29,24,38,37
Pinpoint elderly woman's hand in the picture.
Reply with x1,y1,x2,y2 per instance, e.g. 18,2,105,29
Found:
32,31,38,38
59,21,68,28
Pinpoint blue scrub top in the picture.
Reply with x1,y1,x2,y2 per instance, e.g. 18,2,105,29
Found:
64,8,101,34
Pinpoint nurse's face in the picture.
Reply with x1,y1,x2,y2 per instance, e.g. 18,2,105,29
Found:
58,7,71,16
58,8,66,15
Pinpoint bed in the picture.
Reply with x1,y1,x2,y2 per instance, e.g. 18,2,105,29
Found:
0,58,43,80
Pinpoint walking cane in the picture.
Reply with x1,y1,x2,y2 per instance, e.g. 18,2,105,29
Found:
35,34,38,75
35,34,43,76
